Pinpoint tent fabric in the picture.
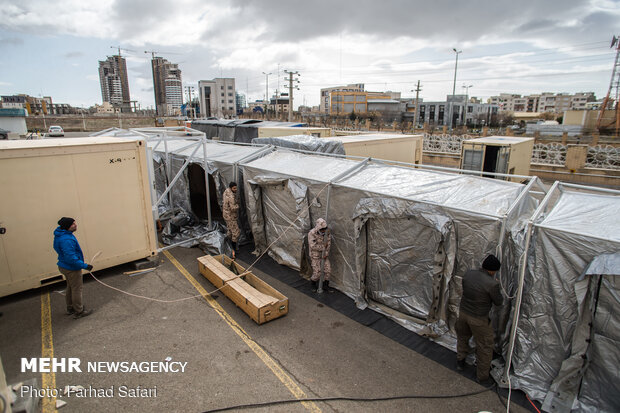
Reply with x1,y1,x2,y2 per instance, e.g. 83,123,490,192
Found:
509,189,620,408
241,149,536,349
147,139,271,246
251,135,346,154
541,253,620,413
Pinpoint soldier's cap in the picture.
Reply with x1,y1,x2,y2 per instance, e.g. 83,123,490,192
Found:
316,218,327,229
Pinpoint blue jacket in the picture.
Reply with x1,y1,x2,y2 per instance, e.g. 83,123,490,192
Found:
53,227,88,271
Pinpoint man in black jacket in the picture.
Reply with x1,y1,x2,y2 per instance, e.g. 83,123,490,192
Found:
456,254,503,385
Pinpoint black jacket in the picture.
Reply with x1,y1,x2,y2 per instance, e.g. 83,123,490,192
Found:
459,268,503,317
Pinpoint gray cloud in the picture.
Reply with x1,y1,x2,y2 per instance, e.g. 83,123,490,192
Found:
220,0,591,43
64,51,84,58
0,36,24,46
110,0,187,39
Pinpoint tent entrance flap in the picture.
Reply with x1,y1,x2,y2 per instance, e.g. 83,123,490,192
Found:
260,180,311,270
365,217,446,320
187,163,221,220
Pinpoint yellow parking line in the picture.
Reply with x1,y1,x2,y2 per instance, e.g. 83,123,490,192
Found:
41,292,56,413
162,250,321,413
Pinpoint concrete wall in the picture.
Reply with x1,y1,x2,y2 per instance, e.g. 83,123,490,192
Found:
26,115,157,132
422,153,461,168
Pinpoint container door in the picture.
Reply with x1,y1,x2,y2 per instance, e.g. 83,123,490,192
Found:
495,146,510,175
461,144,484,172
0,155,79,296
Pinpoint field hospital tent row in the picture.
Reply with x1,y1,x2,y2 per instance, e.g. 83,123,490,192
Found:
92,127,619,412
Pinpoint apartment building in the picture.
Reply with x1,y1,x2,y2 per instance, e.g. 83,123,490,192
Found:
413,95,498,127
151,57,183,116
320,83,365,113
329,90,401,114
98,55,131,112
489,92,596,113
198,78,236,118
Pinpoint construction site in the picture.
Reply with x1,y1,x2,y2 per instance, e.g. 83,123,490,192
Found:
0,121,618,413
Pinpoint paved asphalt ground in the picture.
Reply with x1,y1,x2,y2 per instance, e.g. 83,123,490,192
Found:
0,244,531,413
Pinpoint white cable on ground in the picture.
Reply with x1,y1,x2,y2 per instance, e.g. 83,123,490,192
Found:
86,181,332,304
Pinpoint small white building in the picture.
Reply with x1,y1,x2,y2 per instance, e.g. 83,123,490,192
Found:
198,78,236,118
0,108,28,137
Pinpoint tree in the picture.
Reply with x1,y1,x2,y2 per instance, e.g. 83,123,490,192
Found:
349,111,358,122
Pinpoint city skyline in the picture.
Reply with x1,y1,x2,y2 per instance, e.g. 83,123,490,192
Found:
0,1,618,110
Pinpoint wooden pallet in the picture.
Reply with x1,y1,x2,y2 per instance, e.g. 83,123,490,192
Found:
197,254,288,324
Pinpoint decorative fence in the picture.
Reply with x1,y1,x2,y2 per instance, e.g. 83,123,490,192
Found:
423,135,620,171
532,143,620,170
531,143,567,166
586,145,620,170
422,134,470,154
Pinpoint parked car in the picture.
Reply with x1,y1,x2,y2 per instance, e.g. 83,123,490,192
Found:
0,128,9,140
48,126,64,137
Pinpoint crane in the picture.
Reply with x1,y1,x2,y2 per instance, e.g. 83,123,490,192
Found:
144,50,182,59
110,46,136,56
597,35,620,136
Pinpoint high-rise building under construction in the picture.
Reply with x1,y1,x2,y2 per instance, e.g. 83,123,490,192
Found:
151,57,183,116
98,55,131,112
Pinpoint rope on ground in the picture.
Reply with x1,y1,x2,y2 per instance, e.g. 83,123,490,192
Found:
86,181,332,304
201,386,495,413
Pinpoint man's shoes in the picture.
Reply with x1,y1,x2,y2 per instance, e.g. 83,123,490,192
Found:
323,280,334,293
456,359,465,371
73,309,93,319
477,377,495,387
66,308,75,316
311,280,318,292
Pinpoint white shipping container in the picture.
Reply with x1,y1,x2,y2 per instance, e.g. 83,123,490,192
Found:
0,137,157,297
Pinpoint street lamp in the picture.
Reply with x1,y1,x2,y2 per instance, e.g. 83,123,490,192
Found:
262,71,272,118
449,48,462,130
462,84,473,127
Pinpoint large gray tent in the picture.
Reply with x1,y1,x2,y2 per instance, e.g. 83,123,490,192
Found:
241,149,540,347
504,183,620,412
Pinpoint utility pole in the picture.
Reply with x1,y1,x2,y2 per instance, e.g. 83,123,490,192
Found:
284,70,300,122
262,71,272,118
185,86,195,118
411,80,422,132
462,84,473,127
276,63,280,119
450,48,462,130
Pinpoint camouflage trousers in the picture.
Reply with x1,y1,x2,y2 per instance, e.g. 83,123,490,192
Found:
310,255,331,281
225,217,240,243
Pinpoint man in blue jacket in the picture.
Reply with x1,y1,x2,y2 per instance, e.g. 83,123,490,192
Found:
53,217,93,319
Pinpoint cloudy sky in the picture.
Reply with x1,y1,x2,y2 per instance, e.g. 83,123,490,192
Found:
1,0,618,110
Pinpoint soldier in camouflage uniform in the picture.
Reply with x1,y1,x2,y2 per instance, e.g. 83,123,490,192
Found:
223,181,241,253
308,218,332,292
